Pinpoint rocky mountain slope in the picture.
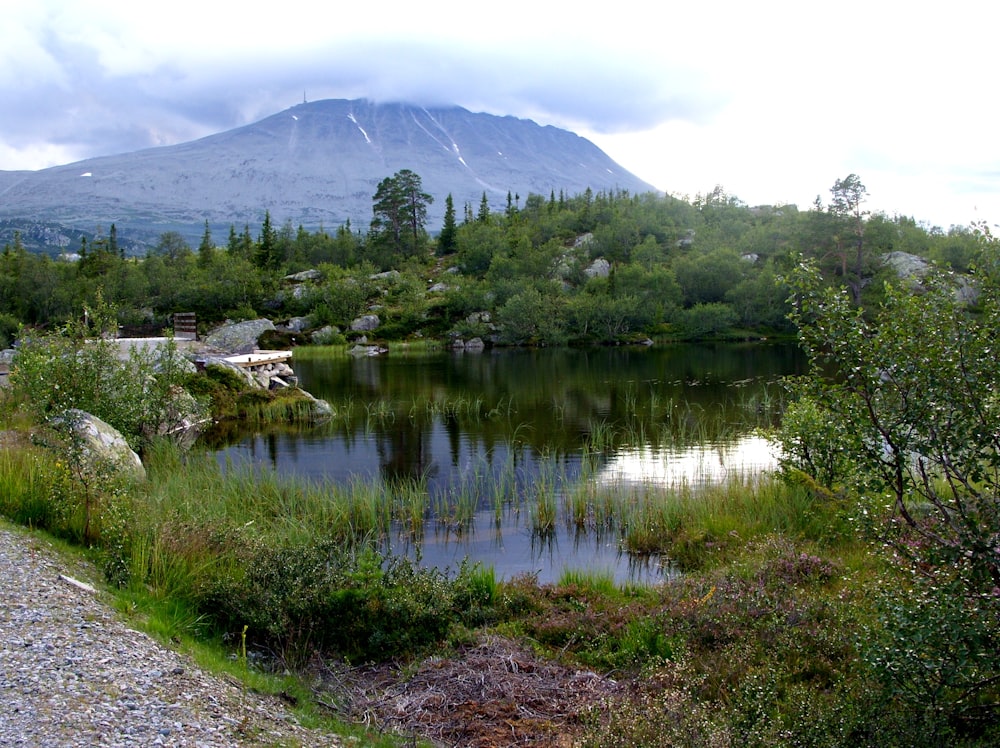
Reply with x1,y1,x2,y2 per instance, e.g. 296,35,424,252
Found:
0,99,656,251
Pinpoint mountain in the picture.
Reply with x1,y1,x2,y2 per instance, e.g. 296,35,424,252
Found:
0,99,657,252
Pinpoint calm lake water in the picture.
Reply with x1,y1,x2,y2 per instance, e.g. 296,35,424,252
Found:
210,343,805,584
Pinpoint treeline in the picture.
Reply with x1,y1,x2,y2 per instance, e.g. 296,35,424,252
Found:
0,173,985,348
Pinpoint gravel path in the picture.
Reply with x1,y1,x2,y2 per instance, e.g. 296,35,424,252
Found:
0,524,343,747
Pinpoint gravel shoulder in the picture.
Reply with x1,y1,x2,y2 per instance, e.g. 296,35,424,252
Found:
0,522,344,747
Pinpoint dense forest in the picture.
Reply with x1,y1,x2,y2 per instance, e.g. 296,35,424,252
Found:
0,172,984,349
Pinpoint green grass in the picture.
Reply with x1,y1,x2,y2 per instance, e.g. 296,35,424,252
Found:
0,430,950,747
0,414,926,747
557,567,620,596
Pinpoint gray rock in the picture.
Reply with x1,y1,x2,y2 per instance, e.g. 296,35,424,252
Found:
299,390,335,419
149,344,198,376
283,317,309,333
465,337,486,351
465,311,492,325
283,269,321,283
310,325,341,344
883,251,931,279
883,251,979,304
954,277,979,305
50,409,145,482
584,258,611,278
428,282,450,293
348,343,388,357
203,319,275,354
350,314,380,332
157,385,209,445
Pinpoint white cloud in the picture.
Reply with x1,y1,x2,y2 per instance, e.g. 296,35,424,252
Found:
1,0,999,227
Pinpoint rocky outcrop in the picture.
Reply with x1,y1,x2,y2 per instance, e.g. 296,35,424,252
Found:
883,251,979,304
585,258,611,278
883,251,931,280
203,319,276,354
450,337,485,352
283,269,322,283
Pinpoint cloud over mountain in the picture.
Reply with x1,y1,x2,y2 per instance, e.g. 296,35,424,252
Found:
0,98,656,247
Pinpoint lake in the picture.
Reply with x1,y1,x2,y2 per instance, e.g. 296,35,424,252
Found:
210,342,805,584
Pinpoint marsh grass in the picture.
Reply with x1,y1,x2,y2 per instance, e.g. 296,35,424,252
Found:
432,484,478,536
394,480,429,538
530,482,558,537
602,472,840,570
321,393,522,434
236,391,319,424
0,445,66,529
557,567,619,596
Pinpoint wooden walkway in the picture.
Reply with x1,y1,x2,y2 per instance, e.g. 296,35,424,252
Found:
221,350,293,368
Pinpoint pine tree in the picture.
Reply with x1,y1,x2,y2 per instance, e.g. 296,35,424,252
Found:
198,220,214,267
370,170,433,262
438,194,457,255
255,211,278,269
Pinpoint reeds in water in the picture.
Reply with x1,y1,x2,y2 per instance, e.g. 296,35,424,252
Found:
557,567,619,595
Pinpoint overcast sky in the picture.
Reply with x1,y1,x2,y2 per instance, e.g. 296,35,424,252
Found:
2,0,997,230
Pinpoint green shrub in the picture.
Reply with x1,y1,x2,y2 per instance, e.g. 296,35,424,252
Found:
8,310,189,450
0,313,19,348
203,363,249,392
784,260,1000,731
674,302,737,339
861,571,1000,742
198,538,469,665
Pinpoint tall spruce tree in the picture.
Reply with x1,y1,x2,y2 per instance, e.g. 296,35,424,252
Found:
255,211,279,270
438,193,457,255
198,220,214,267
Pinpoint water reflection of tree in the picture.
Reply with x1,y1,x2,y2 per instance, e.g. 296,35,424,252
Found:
375,418,438,484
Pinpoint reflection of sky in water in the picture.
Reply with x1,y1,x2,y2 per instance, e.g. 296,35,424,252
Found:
214,345,804,585
597,435,779,488
218,430,780,585
390,513,669,586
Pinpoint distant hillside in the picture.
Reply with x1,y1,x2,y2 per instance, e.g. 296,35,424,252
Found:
0,99,657,253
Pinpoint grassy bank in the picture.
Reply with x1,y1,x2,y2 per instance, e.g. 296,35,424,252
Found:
4,395,999,745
